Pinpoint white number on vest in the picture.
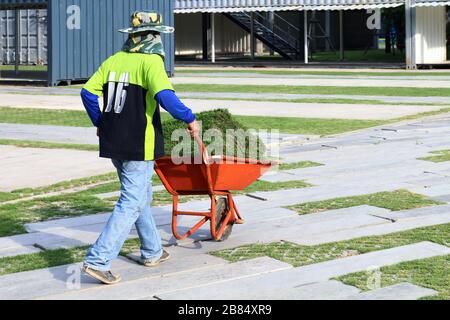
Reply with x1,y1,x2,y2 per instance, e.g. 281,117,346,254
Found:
105,72,130,114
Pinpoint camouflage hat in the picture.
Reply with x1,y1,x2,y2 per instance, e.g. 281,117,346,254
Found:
119,11,174,34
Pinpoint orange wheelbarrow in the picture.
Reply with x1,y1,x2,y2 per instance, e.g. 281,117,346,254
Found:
155,137,272,241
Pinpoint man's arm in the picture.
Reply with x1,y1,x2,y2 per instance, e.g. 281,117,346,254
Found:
80,88,102,127
155,89,195,124
156,89,199,137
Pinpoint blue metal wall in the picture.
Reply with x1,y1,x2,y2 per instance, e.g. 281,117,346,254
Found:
48,0,174,86
0,0,47,9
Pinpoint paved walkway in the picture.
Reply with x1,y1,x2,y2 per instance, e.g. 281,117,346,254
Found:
0,145,113,191
0,114,449,299
0,93,441,120
0,123,98,145
179,72,450,81
2,86,450,105
171,76,450,88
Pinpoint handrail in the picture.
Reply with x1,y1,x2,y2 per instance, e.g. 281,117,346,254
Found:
251,12,300,53
255,12,299,50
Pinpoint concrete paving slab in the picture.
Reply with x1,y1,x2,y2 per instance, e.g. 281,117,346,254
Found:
408,185,450,197
171,76,450,89
41,257,292,300
250,280,361,300
291,212,450,245
24,207,172,233
155,242,450,300
177,91,450,106
181,99,441,121
0,253,226,300
0,245,41,258
373,205,450,222
0,145,114,191
345,283,438,300
0,123,98,145
0,93,442,120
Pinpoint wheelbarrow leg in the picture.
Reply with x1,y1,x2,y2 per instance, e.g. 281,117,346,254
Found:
229,195,245,225
171,195,209,241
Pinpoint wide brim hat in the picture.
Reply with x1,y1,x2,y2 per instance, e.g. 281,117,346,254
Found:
119,11,174,34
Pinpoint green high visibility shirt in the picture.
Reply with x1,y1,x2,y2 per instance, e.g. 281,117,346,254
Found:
83,52,173,161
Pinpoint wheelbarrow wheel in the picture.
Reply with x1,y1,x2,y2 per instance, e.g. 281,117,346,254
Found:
215,198,233,242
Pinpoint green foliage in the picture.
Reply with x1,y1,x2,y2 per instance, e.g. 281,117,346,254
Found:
418,150,450,163
163,109,266,160
288,190,442,215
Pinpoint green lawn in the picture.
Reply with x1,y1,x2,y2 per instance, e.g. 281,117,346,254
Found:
211,223,450,299
279,161,323,171
418,150,450,163
0,65,47,72
180,96,446,107
174,84,450,97
3,106,450,137
176,69,450,78
0,176,310,237
0,172,116,205
338,255,450,300
311,49,405,63
288,190,442,215
0,139,98,152
0,106,386,136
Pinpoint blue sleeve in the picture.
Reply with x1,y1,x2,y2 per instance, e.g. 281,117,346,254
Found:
156,89,196,124
81,88,102,127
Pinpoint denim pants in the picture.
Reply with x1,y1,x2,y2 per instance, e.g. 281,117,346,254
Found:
84,160,163,271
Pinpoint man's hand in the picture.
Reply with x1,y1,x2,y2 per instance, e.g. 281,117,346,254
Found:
187,120,200,138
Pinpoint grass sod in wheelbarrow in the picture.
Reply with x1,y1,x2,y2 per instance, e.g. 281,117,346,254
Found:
160,109,271,241
163,109,267,160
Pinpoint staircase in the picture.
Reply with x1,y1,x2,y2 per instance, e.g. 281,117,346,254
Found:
224,12,301,60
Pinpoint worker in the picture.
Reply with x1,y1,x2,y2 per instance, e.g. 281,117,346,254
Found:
80,11,199,285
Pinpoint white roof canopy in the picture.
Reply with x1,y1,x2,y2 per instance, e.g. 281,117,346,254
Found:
174,0,406,13
412,0,450,6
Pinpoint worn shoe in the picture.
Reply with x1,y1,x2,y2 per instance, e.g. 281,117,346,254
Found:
82,264,122,285
141,250,171,267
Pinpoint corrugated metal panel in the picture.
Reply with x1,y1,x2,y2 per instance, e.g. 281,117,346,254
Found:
414,5,446,64
174,0,405,12
0,9,47,64
0,0,47,9
48,0,174,86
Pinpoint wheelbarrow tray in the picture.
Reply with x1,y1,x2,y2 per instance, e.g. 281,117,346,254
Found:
154,152,273,242
155,155,272,193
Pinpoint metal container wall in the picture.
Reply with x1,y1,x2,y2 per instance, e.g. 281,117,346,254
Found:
48,0,174,85
414,5,447,64
0,9,47,64
0,0,46,9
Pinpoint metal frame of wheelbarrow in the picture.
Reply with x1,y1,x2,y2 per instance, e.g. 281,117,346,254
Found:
154,138,245,241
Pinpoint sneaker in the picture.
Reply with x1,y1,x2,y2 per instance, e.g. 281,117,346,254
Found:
82,264,122,285
141,250,171,267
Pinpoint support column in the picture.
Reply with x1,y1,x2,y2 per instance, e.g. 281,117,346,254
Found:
202,13,209,60
325,11,331,51
211,13,216,63
339,10,344,61
269,11,275,56
15,9,21,75
250,12,255,60
405,0,416,69
304,10,308,64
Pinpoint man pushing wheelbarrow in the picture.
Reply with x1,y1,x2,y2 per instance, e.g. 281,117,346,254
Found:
80,11,272,286
80,11,199,285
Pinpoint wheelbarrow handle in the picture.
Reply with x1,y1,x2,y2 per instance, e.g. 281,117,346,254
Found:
194,135,212,165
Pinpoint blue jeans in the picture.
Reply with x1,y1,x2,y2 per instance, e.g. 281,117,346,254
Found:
84,160,163,271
